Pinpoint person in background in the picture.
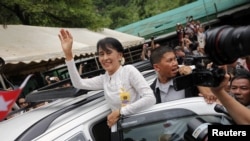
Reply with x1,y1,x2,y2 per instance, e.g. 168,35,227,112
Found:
141,37,161,61
16,97,32,114
78,63,84,75
196,26,206,56
236,56,250,71
230,68,250,107
174,46,186,65
245,56,250,71
141,43,151,61
181,34,193,55
155,43,161,48
18,97,29,109
58,29,156,128
150,36,160,49
176,23,185,46
45,75,60,85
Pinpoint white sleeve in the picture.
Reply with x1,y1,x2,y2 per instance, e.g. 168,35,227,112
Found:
65,59,104,90
121,65,156,115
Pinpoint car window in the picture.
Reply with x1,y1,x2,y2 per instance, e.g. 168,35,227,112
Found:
122,116,191,141
122,115,232,141
91,118,111,141
67,132,86,141
52,126,87,141
119,108,233,141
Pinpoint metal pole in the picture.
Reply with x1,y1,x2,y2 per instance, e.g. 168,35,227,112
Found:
13,103,20,110
127,47,134,63
0,74,7,89
94,55,100,70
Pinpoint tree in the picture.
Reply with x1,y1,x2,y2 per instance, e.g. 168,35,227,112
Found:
0,0,194,29
0,0,111,29
93,0,195,29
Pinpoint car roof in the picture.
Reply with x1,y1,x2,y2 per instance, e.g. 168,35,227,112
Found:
142,97,218,115
0,95,222,141
0,90,107,141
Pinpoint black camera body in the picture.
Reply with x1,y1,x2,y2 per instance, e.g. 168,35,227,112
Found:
173,56,225,91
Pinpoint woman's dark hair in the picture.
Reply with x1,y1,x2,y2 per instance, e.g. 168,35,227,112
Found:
96,37,124,54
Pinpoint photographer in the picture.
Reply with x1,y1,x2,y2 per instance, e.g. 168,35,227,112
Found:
45,75,60,85
201,25,250,124
174,46,186,65
141,37,160,61
141,43,151,61
150,46,217,104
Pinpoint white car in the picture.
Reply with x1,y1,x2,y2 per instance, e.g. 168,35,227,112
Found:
0,61,234,141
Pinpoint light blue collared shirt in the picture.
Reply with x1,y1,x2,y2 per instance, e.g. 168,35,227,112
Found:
155,79,185,102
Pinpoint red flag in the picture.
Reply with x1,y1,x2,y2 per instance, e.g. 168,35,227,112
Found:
0,74,33,121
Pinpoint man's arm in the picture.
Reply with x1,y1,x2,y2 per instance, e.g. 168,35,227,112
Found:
211,74,250,124
178,65,218,104
141,44,148,60
197,86,218,104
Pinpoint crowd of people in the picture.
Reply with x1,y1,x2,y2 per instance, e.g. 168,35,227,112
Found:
139,15,250,126
176,16,205,56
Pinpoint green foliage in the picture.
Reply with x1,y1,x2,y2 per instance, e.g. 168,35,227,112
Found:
0,0,194,29
0,0,110,29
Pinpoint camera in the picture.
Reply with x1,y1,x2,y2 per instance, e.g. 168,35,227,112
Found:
173,55,225,90
49,77,55,81
49,77,58,83
205,25,250,65
173,25,250,90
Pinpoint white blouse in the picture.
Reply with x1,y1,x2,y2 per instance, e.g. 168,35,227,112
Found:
65,60,156,116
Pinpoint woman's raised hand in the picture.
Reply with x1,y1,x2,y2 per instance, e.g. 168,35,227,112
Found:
58,29,74,60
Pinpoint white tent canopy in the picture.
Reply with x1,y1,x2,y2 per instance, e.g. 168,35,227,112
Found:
0,25,144,64
0,25,144,75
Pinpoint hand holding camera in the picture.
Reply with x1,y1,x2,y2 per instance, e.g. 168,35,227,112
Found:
48,76,60,83
179,65,192,75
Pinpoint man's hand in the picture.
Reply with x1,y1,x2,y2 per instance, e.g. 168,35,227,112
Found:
198,86,218,104
211,73,231,94
179,65,192,75
198,92,218,104
142,44,148,50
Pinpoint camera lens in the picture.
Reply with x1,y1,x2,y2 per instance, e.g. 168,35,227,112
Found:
205,25,250,65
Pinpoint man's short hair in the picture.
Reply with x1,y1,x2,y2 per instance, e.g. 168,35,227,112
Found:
231,68,250,83
150,46,174,66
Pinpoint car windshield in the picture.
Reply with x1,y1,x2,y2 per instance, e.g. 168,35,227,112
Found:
121,114,233,141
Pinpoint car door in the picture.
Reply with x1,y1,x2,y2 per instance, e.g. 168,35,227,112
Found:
115,104,234,141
